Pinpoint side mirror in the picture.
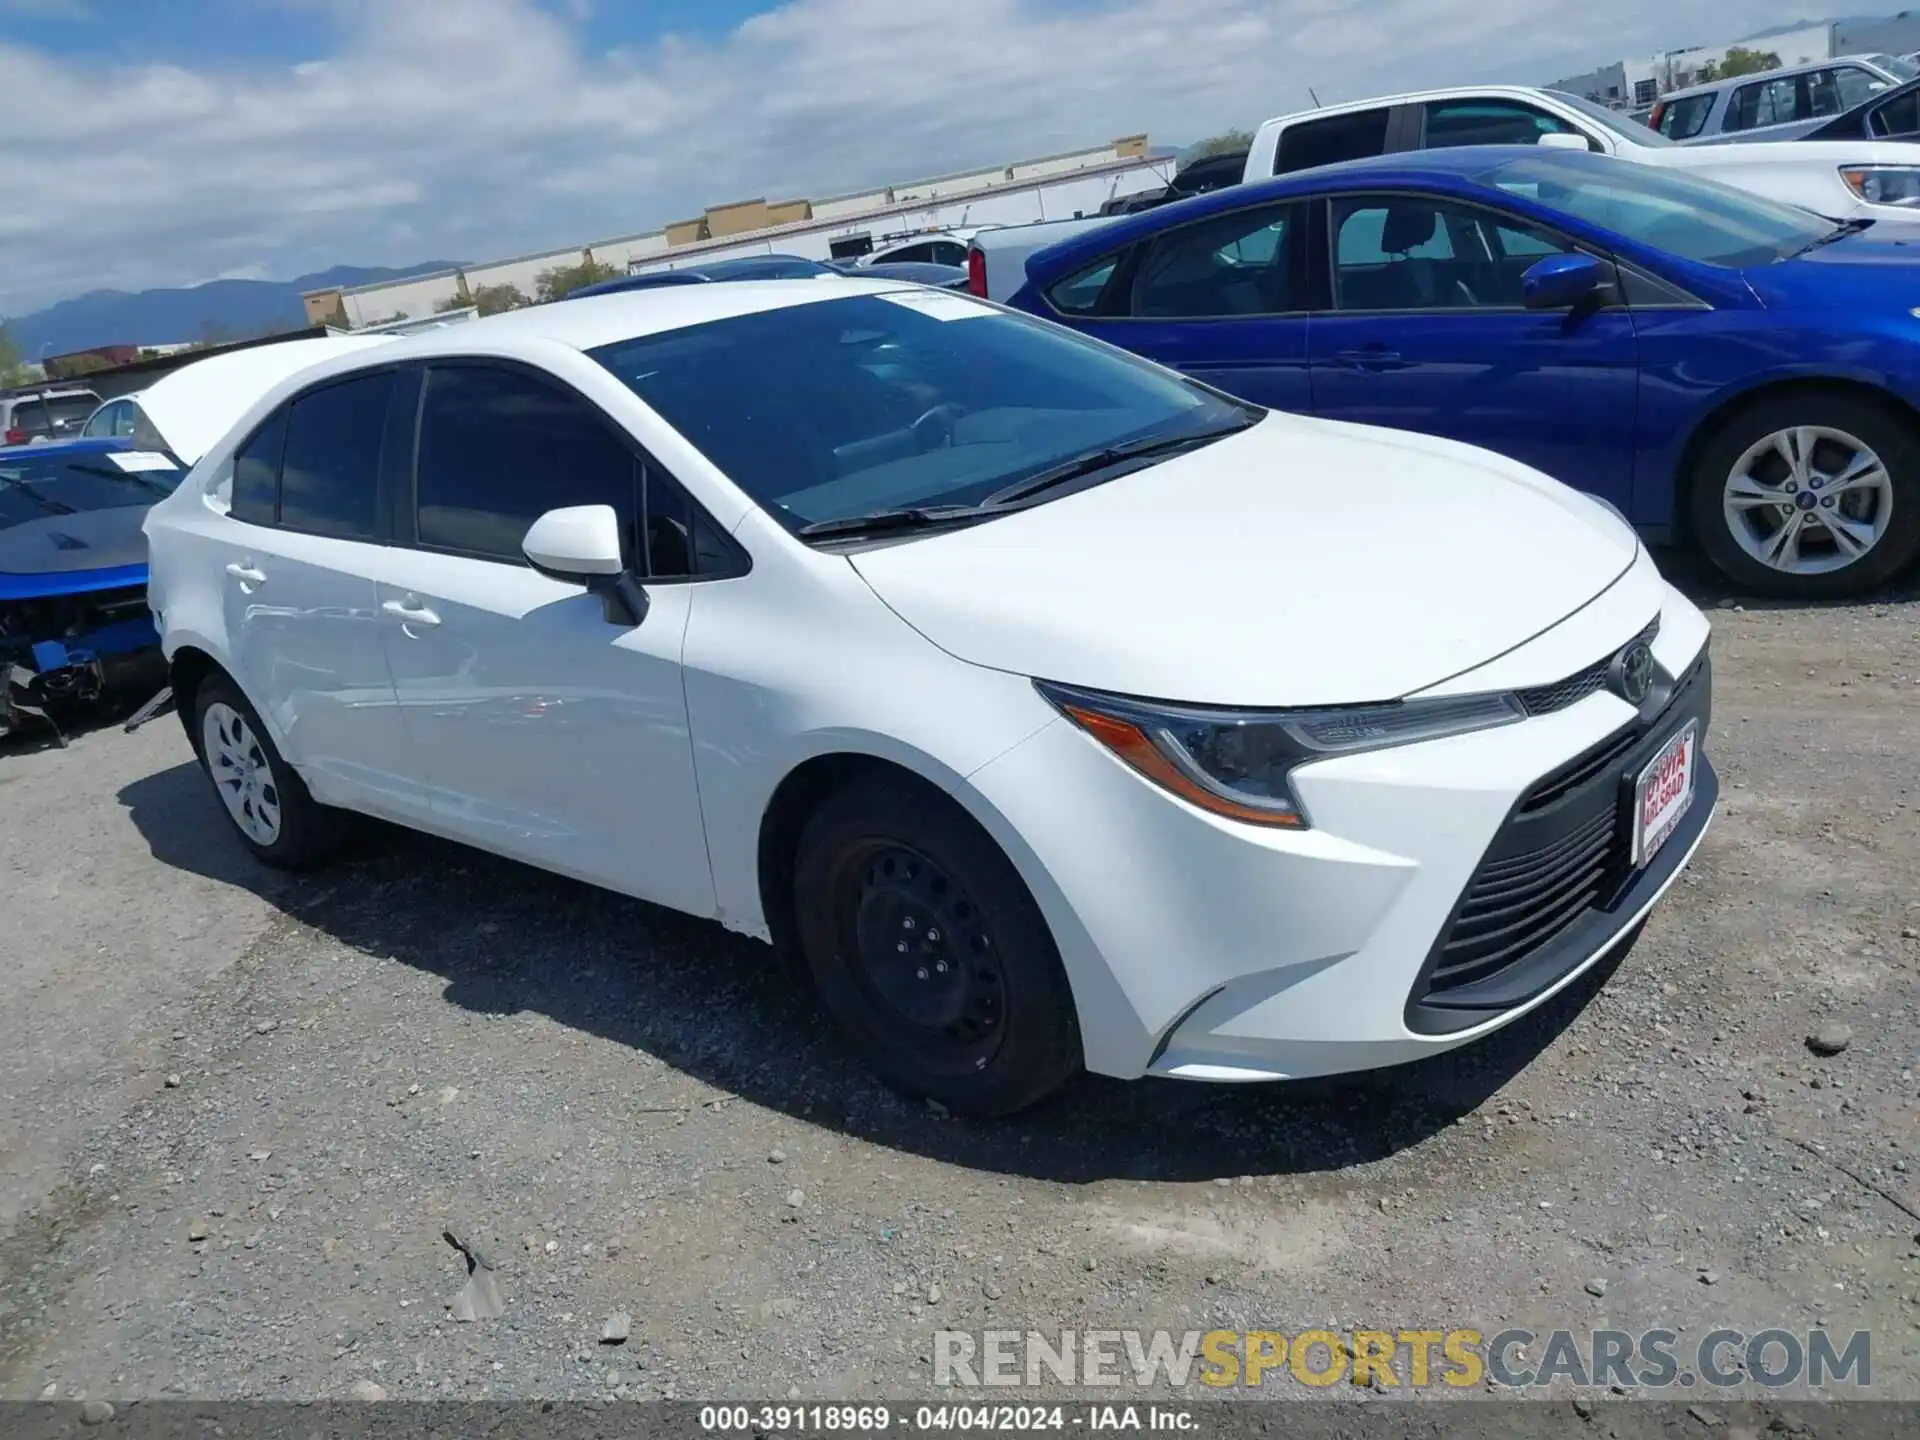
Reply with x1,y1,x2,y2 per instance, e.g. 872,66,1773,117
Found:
522,504,649,626
1521,252,1606,310
1536,131,1593,151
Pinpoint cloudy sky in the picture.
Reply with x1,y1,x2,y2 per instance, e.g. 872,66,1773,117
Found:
0,0,1815,314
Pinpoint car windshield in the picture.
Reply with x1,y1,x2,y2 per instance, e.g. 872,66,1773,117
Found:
1872,53,1920,80
589,292,1257,533
0,450,184,532
1548,91,1676,146
1479,153,1835,266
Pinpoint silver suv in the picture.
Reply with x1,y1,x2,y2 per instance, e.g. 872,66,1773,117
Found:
1651,54,1916,144
0,386,104,446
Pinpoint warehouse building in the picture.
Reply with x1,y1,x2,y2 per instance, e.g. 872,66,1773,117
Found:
305,135,1172,328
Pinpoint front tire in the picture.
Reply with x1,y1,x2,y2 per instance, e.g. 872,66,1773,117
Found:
1689,391,1920,598
192,674,345,869
791,773,1082,1117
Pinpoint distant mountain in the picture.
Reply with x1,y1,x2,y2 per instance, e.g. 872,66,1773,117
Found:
4,262,463,357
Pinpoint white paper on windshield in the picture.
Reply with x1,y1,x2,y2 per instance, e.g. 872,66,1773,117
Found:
876,289,992,321
104,450,180,473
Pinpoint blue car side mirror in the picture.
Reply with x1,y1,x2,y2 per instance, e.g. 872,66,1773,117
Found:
1522,253,1605,310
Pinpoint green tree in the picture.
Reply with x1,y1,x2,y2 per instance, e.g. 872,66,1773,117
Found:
0,322,30,387
467,282,529,316
1698,47,1781,83
1187,129,1254,160
46,352,112,379
535,257,620,304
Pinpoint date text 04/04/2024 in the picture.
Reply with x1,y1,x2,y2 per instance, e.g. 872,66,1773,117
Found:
698,1405,1197,1432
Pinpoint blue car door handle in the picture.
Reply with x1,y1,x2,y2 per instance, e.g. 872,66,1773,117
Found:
1334,346,1406,372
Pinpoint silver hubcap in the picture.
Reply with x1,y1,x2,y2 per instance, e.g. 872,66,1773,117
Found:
202,702,282,845
1724,425,1893,576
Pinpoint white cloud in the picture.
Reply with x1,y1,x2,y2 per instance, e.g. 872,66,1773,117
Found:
0,0,1813,313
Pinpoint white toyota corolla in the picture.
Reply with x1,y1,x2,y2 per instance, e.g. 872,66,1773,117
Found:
143,279,1716,1116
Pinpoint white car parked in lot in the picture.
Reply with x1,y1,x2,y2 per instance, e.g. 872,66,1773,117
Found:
144,279,1717,1115
1248,85,1920,222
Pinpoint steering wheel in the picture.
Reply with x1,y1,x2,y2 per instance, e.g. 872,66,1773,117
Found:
910,403,964,452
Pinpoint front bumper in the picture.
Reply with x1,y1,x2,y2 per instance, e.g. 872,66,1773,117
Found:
0,582,160,737
963,584,1716,1082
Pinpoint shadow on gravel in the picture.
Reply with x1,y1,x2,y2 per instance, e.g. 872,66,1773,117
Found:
120,756,1639,1187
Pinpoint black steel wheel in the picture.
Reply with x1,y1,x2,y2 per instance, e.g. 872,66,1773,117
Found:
792,772,1082,1116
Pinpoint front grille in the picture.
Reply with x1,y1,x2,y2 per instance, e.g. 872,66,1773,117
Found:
1515,615,1659,717
1426,808,1627,992
1410,646,1712,1022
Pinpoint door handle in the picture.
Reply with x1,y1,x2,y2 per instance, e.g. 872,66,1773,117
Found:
381,597,441,628
224,562,266,585
1334,348,1406,372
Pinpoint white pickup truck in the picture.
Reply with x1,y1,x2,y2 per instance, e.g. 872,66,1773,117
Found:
967,82,1920,301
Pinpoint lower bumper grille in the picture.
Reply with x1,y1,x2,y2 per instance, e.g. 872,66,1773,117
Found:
1426,807,1625,991
1405,647,1715,1033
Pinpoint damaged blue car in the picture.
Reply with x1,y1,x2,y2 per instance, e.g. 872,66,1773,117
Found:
1,436,185,742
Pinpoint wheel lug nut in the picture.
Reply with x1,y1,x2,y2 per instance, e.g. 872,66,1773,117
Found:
935,960,949,974
902,917,915,931
926,928,940,942
916,967,929,981
1821,497,1835,508
896,942,909,954
1784,482,1797,493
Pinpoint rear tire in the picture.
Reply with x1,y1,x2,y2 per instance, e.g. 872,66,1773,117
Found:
791,773,1082,1117
192,674,345,869
1689,391,1920,598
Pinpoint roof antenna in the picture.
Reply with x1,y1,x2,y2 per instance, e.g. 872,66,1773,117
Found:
1308,87,1322,108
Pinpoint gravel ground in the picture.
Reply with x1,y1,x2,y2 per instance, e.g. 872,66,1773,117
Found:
1,558,1916,1413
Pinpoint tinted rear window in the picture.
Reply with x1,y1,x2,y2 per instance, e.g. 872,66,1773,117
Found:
1657,92,1715,139
1273,109,1391,173
277,372,394,539
0,451,183,533
8,393,102,438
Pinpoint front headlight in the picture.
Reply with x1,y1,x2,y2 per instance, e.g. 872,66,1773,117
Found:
1035,680,1526,829
1839,165,1920,206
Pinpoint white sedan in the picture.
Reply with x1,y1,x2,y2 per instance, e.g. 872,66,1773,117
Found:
143,279,1717,1115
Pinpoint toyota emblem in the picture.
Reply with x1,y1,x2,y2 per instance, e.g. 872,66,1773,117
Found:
1610,640,1656,706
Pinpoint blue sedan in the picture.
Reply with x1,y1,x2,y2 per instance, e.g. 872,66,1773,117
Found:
1007,145,1920,597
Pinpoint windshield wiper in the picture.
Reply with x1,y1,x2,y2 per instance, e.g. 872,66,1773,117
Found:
795,505,993,540
67,462,178,496
981,419,1258,510
1785,218,1872,259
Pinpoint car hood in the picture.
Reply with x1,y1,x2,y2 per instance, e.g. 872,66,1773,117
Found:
139,335,395,464
0,506,149,578
847,414,1639,707
1742,220,1920,306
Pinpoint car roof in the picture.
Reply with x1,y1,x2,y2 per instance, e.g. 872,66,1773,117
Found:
1258,84,1570,127
1662,53,1895,101
338,277,922,360
2,385,101,403
1022,144,1616,277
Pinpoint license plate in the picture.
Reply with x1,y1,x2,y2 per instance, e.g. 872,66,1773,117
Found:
1632,721,1697,867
